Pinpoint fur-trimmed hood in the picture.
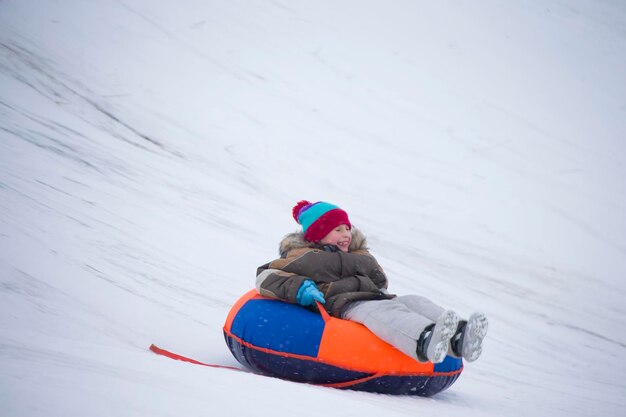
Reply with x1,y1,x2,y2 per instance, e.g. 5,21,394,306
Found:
279,228,368,257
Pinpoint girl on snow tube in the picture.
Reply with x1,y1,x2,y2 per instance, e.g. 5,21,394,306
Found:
224,200,488,396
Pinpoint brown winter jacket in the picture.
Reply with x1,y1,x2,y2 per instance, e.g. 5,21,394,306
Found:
256,228,395,317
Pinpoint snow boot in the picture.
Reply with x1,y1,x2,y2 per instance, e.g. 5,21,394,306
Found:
450,312,489,362
416,310,459,363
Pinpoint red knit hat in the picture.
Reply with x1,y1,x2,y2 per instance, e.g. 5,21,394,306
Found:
292,200,351,243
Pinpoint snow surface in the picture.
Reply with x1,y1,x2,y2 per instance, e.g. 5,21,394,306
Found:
1,0,626,416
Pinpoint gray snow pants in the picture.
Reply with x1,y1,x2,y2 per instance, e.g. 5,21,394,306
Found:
341,295,445,361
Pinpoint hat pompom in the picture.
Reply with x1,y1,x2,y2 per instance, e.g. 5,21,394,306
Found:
292,200,312,223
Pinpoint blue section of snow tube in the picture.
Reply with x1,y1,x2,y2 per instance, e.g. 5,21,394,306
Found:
230,299,325,357
434,355,463,373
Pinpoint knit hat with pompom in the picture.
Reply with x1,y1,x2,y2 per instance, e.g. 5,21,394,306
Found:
292,200,351,243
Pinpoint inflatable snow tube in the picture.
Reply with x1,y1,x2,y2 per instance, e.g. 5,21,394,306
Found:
223,290,463,396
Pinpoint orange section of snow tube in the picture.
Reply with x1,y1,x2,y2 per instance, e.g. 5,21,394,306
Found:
317,314,435,374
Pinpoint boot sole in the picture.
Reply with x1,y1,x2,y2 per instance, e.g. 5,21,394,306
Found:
462,312,489,362
427,310,460,363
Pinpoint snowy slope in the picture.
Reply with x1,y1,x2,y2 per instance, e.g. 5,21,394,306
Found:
1,0,626,416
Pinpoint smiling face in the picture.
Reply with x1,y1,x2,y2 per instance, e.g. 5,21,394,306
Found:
320,224,352,252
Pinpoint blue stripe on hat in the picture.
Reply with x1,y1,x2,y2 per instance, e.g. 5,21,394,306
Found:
298,202,339,232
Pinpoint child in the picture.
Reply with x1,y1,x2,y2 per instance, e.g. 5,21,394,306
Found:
256,200,489,364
